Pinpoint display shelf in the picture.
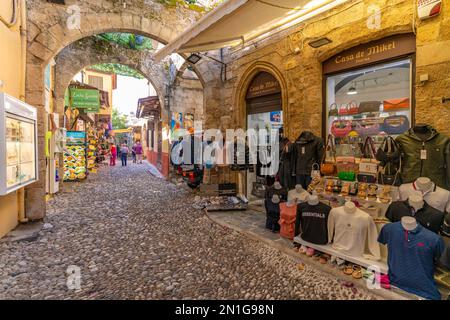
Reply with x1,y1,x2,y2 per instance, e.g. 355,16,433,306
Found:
294,236,389,274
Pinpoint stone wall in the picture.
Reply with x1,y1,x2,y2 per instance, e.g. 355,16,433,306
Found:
209,0,450,139
170,77,204,124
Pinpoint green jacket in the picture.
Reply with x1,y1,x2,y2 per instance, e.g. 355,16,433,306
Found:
395,126,450,189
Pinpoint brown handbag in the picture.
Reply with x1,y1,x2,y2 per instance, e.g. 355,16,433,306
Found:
321,134,337,175
359,101,381,113
383,98,410,111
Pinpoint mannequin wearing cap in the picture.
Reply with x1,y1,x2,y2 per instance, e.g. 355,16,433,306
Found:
399,177,450,213
288,184,309,204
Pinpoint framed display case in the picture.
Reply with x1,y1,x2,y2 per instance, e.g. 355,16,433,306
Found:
0,93,38,195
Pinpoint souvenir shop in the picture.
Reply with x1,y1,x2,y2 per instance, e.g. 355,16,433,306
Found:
261,34,450,300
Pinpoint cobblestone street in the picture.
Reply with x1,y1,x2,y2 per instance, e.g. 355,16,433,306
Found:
0,163,380,300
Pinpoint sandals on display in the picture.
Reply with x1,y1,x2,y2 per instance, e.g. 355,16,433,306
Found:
319,254,331,264
358,183,368,199
325,180,334,194
379,185,392,203
332,180,342,194
340,182,351,196
307,177,321,193
306,247,315,257
367,184,379,200
343,264,354,275
299,245,308,254
351,265,363,279
349,183,358,196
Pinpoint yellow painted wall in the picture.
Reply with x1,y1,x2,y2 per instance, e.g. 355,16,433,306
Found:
0,0,26,238
84,69,114,116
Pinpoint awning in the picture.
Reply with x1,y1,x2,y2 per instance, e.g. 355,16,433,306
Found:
136,96,161,119
154,0,348,61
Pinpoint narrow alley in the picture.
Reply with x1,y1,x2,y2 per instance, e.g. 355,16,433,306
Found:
0,163,377,300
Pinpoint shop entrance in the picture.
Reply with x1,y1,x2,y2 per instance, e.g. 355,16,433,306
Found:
245,72,283,200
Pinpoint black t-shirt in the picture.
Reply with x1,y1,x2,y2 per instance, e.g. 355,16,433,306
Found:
295,202,331,245
385,200,445,234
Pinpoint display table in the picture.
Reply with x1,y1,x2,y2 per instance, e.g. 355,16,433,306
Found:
294,236,389,274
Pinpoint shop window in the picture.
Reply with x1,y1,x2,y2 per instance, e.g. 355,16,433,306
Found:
325,58,412,151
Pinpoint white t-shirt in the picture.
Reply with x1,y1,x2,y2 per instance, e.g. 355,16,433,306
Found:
328,207,381,261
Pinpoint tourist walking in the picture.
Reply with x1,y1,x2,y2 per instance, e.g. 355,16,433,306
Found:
133,140,143,164
120,143,129,166
109,144,117,166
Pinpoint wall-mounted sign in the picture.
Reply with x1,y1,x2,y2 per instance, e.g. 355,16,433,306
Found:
246,72,281,99
69,88,100,113
323,34,416,74
418,0,442,20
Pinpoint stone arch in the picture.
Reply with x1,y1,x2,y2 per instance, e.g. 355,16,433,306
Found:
233,61,289,135
24,0,218,219
54,36,167,115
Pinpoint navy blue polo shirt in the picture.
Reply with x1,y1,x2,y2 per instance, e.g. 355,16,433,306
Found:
378,222,445,300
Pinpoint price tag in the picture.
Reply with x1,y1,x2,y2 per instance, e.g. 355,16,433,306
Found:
302,147,306,155
420,149,427,160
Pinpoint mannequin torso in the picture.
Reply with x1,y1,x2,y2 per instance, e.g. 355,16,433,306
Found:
399,178,450,213
408,194,425,213
307,194,319,206
401,216,418,231
288,184,309,204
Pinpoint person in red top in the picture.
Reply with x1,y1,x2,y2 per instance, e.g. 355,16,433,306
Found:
110,144,117,166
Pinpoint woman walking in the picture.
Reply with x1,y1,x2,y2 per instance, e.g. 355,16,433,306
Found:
109,144,117,166
132,140,143,164
120,143,129,166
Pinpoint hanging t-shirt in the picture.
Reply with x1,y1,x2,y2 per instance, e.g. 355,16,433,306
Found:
378,222,445,300
295,202,331,245
328,207,381,260
385,200,445,234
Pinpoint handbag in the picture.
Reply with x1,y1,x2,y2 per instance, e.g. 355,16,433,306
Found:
336,156,356,181
320,134,337,175
358,101,381,113
383,98,410,111
311,163,321,179
354,121,380,136
376,136,402,186
329,103,338,117
331,120,352,138
357,137,379,183
381,115,410,135
338,101,359,115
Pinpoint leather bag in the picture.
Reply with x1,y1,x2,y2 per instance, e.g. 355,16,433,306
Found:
357,137,379,183
331,120,352,138
381,115,410,135
359,101,381,113
354,121,380,136
383,98,410,111
329,103,338,117
320,134,337,175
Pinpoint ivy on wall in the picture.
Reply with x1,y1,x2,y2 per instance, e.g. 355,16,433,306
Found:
95,33,154,51
157,0,223,12
91,63,145,79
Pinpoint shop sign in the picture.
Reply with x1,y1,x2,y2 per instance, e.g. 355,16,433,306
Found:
418,0,442,20
69,88,100,113
323,34,416,74
246,72,281,99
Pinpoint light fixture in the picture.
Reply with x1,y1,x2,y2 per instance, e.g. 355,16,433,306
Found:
347,84,357,95
308,37,332,48
186,53,202,65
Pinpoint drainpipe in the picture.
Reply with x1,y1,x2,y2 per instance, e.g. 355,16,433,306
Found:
19,0,26,101
18,0,28,223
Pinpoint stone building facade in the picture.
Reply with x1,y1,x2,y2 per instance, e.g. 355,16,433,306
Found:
204,0,450,141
